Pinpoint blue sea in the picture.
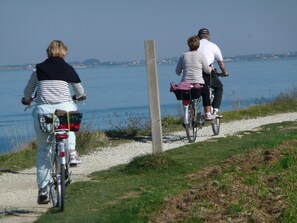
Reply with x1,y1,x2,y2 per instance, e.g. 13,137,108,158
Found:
1,57,297,154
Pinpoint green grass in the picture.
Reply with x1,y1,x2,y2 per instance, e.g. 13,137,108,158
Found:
0,141,37,173
221,99,297,122
34,121,297,222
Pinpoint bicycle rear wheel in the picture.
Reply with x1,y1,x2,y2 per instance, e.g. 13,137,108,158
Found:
49,153,58,207
49,181,57,207
50,153,66,211
211,117,220,135
57,164,66,212
184,102,198,143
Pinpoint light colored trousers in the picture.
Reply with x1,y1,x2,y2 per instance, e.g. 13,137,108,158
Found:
32,101,77,189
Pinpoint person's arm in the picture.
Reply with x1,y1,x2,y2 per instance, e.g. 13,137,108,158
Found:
70,82,86,99
214,44,228,76
175,55,183,75
22,70,37,105
217,60,228,76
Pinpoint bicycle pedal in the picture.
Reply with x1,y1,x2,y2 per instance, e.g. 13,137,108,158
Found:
196,118,205,126
70,163,79,167
66,178,72,185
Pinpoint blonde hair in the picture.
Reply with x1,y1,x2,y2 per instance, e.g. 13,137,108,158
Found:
46,40,68,58
187,36,200,51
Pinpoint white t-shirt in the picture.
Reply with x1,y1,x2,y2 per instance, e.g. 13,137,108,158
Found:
198,39,223,65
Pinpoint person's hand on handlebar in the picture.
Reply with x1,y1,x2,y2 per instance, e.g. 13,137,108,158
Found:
211,68,229,77
72,95,87,101
21,97,32,105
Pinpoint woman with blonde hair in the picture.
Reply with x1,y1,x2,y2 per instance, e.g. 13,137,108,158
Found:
21,40,86,204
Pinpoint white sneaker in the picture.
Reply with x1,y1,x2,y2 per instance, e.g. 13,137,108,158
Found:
205,113,215,121
37,187,49,204
70,152,81,166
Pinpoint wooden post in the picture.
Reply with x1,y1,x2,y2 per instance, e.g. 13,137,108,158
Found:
144,40,163,153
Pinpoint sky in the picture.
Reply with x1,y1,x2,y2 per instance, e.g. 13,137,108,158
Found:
0,0,297,66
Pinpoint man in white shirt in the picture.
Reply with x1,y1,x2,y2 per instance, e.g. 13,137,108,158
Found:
198,28,228,117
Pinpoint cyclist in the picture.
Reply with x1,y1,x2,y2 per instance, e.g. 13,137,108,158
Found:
175,35,215,120
197,28,228,117
21,40,86,204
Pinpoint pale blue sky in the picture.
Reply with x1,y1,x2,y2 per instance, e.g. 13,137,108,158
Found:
0,0,296,66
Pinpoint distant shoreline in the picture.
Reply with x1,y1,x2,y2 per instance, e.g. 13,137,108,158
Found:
0,52,296,71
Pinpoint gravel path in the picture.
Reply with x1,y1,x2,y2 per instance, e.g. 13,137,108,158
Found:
1,112,296,223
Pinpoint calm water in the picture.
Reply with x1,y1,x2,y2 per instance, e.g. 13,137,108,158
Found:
1,57,297,154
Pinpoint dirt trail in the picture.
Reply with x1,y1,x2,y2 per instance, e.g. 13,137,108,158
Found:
1,112,296,223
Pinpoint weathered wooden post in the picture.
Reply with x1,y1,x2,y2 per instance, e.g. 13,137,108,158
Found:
144,40,163,153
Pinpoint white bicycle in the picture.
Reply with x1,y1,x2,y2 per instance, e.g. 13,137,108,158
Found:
24,96,85,211
38,109,83,211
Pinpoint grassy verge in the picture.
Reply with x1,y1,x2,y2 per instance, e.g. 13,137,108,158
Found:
222,98,297,121
34,121,297,222
0,141,37,174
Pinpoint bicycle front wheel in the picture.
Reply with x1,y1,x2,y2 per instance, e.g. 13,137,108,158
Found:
184,102,197,143
211,117,220,135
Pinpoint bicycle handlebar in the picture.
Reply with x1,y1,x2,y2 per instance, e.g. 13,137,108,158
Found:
72,95,87,102
22,95,86,111
211,69,229,77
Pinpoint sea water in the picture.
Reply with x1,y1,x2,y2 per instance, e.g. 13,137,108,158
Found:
0,57,297,154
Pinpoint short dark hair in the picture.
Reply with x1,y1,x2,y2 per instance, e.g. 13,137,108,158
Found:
187,36,200,51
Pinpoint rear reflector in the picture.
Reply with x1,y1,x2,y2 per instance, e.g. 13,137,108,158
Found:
56,133,68,139
60,151,65,157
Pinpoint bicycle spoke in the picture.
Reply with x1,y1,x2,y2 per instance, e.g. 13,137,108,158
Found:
50,141,70,212
59,164,66,212
49,180,57,206
185,101,198,142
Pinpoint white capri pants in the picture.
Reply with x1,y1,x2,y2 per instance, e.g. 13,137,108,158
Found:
32,101,77,189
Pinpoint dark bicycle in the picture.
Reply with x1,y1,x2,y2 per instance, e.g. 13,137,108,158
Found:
170,73,225,142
